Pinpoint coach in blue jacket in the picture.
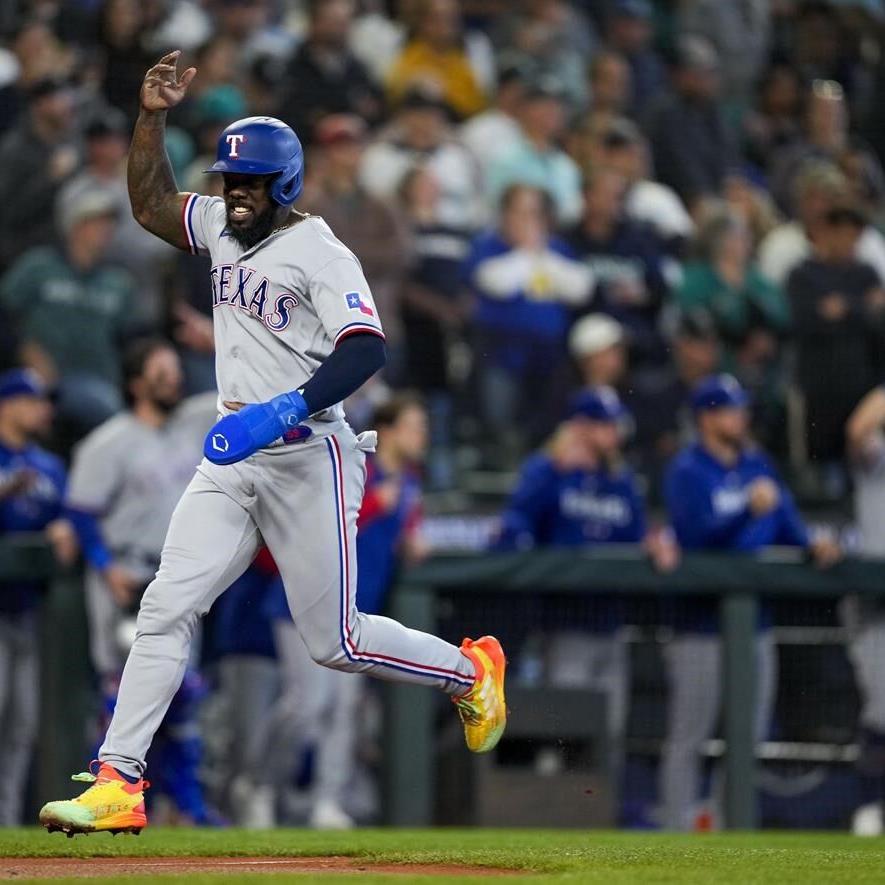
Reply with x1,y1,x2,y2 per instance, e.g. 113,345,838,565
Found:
498,386,676,779
659,374,840,830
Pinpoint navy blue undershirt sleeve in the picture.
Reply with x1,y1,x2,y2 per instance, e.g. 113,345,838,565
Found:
300,333,386,415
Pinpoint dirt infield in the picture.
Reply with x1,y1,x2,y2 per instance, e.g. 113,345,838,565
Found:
0,855,518,879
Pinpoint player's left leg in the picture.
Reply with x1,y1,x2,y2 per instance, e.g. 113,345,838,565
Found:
0,613,38,825
254,431,506,754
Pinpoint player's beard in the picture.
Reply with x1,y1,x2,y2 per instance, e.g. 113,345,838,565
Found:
226,204,279,250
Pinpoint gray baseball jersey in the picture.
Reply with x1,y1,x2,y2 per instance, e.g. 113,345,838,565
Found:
182,194,385,436
98,200,475,779
67,392,217,572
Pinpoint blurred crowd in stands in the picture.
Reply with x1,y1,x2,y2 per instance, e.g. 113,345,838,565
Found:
4,0,885,494
4,0,885,834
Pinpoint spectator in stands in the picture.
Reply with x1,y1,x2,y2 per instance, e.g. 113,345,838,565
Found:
589,50,632,118
276,0,383,144
0,369,75,825
97,0,156,124
360,84,483,233
0,187,135,434
568,314,628,391
678,0,771,109
245,394,431,829
464,183,593,456
645,35,737,213
787,204,885,466
397,164,470,488
743,62,804,172
486,76,583,225
65,339,217,824
721,173,781,250
493,0,597,111
844,385,885,836
630,313,721,474
386,0,493,120
603,0,665,118
758,161,885,287
459,64,526,175
566,167,672,367
496,387,677,788
4,19,74,135
0,77,80,268
676,209,789,395
587,117,694,251
60,109,175,329
349,0,406,86
768,79,884,215
661,374,840,830
302,114,410,356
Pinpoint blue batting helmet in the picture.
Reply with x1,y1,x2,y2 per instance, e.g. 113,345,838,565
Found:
691,374,749,413
567,386,627,422
205,116,304,207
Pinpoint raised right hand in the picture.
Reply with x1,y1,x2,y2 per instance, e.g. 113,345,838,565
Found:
140,50,196,112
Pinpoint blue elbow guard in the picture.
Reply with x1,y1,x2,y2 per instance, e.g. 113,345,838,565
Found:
204,390,310,465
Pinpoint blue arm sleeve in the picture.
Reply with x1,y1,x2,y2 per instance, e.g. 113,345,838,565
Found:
65,507,112,571
300,333,386,415
495,458,558,551
665,463,752,548
624,481,647,543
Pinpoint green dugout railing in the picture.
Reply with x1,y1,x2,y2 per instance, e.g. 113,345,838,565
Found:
387,546,885,830
7,535,885,827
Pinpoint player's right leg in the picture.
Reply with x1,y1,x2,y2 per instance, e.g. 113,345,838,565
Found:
658,634,720,830
40,463,262,835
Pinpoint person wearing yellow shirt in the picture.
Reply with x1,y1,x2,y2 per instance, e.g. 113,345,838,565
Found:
387,0,492,120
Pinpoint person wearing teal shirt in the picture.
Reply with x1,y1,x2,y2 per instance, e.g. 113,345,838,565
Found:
485,79,583,225
0,188,135,432
676,210,789,447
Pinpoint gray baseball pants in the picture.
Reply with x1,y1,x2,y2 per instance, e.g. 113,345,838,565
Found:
658,630,777,830
100,429,474,777
0,612,39,825
250,618,363,805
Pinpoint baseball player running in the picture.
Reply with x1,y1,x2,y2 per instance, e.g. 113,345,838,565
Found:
39,52,506,837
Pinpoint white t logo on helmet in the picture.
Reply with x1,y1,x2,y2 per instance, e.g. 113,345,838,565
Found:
226,134,247,159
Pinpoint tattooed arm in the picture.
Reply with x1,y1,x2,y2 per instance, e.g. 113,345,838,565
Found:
128,51,197,249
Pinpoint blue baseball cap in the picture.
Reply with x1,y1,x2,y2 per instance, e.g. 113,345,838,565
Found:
567,386,627,422
0,369,49,403
691,374,749,413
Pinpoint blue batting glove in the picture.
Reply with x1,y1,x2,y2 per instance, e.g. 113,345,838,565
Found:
204,390,310,465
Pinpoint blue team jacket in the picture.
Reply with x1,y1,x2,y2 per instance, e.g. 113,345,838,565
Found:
496,452,646,631
664,441,809,631
0,441,66,614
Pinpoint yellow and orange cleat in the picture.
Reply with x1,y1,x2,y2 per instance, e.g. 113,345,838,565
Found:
39,761,148,837
453,635,507,754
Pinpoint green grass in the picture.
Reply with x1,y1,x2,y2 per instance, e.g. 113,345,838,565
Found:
2,828,885,884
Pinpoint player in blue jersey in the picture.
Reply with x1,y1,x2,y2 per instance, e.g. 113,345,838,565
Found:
0,369,77,824
659,374,840,830
497,386,677,789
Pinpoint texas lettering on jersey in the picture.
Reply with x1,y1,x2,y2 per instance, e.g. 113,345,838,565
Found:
210,262,300,332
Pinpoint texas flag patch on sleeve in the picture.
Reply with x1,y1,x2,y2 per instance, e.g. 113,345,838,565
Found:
345,291,375,317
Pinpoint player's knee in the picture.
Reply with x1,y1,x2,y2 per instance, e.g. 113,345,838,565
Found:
304,636,350,670
135,582,198,638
